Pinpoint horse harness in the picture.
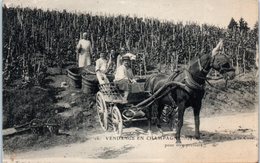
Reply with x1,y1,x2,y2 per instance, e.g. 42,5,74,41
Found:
167,69,204,96
144,52,234,109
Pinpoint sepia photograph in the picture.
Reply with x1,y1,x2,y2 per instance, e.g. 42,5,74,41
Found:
2,0,259,162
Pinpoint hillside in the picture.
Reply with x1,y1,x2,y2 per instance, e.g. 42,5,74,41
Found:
3,71,258,153
3,7,258,87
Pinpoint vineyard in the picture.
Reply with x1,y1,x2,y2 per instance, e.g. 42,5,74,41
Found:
2,6,259,156
2,6,258,87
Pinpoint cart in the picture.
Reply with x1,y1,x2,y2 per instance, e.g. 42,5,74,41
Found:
96,79,184,136
96,81,151,135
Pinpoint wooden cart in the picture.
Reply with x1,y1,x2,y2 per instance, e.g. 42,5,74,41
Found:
96,81,151,135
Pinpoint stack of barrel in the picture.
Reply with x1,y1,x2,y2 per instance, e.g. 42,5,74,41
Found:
67,65,99,94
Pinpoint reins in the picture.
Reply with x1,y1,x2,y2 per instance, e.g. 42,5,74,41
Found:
166,52,233,94
185,53,231,89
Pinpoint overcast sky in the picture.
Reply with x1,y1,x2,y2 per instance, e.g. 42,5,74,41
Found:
3,0,258,28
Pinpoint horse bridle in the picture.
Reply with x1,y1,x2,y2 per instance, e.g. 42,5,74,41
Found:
186,53,234,89
196,52,234,76
211,53,235,72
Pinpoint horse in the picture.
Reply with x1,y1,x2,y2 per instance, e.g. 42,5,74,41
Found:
144,50,235,143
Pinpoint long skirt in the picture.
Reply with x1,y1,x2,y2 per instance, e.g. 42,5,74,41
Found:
79,52,91,67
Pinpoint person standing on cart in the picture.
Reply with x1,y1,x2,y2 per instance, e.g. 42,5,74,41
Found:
95,52,111,84
76,32,92,68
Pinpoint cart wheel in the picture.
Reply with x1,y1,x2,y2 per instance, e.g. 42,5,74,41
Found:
96,92,108,131
111,106,123,136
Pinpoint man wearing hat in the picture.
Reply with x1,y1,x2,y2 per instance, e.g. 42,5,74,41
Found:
76,32,92,67
114,56,135,82
114,56,136,98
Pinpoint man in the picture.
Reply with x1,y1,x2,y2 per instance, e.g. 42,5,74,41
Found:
114,56,136,98
95,52,110,84
114,56,136,83
76,32,92,68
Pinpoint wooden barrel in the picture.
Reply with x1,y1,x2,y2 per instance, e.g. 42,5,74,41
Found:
81,74,99,94
67,67,82,88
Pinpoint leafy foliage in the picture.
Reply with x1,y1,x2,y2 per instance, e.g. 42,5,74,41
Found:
228,18,238,31
3,7,258,86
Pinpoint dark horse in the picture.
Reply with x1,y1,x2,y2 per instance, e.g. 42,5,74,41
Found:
144,41,235,143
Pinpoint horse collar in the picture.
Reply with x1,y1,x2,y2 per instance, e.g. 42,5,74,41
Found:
184,69,205,90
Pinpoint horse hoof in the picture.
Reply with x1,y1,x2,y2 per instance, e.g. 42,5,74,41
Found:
148,130,152,136
157,130,163,137
195,135,200,140
176,140,182,145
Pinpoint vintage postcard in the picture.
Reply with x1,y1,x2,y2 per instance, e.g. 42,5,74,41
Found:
2,0,259,162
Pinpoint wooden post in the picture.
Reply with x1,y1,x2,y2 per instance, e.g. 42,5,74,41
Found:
143,52,147,75
181,26,184,48
165,51,168,65
243,49,246,75
236,46,240,74
139,58,142,76
184,58,187,68
159,52,162,72
188,46,191,67
176,52,179,70
22,51,25,79
170,54,174,72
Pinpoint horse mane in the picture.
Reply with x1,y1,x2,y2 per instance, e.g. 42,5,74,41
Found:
168,70,183,81
188,52,211,67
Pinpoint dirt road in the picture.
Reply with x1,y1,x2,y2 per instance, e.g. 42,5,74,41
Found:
4,112,258,163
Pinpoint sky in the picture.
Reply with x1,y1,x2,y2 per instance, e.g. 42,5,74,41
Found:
3,0,259,28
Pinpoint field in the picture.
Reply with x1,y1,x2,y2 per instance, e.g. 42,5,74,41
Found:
2,6,258,87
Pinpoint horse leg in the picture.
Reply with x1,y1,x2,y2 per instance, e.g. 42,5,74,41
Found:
175,102,185,144
167,94,178,132
169,106,178,132
156,104,164,135
147,108,152,136
193,104,201,139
